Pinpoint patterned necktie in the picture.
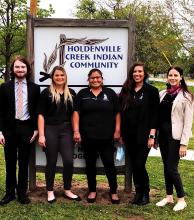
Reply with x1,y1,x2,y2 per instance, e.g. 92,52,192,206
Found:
17,81,23,119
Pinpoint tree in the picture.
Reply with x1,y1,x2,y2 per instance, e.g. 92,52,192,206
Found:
75,0,186,75
0,0,54,81
165,0,194,53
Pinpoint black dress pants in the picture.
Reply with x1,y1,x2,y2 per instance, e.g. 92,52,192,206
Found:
82,138,118,194
159,122,185,198
124,138,150,195
44,122,74,191
4,120,33,196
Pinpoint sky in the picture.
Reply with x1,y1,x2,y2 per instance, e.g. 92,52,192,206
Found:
27,0,79,18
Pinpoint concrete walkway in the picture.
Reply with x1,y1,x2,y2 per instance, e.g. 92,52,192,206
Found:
149,148,194,161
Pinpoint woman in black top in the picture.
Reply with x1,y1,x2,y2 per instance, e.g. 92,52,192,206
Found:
38,66,81,203
119,62,159,205
73,68,120,204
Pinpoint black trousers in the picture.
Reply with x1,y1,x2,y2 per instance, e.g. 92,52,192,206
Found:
82,138,118,194
44,122,74,191
4,120,33,196
159,122,185,198
124,138,150,195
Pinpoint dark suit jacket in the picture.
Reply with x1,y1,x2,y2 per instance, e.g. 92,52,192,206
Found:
121,83,160,145
0,79,40,135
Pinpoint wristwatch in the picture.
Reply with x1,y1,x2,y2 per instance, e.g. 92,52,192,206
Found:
149,134,155,139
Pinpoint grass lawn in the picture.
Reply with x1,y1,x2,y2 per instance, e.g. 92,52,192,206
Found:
0,147,194,219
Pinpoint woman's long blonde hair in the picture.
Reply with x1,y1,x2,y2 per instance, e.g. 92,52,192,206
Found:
49,66,73,104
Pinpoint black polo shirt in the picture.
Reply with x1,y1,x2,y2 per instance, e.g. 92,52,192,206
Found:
37,87,76,125
74,87,119,140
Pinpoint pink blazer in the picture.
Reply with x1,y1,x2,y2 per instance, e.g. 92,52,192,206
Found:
160,89,194,146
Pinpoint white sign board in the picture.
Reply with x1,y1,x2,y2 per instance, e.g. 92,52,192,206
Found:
34,26,128,167
34,27,128,93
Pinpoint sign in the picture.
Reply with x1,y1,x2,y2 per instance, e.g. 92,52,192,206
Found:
27,16,135,190
34,27,128,93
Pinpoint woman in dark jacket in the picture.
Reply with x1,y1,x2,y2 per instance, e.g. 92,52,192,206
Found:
119,62,159,205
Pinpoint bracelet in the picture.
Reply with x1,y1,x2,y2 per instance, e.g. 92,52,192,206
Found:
149,134,155,139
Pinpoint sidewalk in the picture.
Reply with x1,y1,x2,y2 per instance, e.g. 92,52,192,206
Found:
149,148,194,161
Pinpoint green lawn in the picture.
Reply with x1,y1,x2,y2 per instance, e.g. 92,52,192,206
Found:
0,148,194,219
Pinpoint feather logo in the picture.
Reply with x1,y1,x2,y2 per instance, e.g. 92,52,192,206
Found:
39,34,108,82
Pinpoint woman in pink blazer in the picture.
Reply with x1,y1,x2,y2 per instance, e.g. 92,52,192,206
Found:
156,66,193,211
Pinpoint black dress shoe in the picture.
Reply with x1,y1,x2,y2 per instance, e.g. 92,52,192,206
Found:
0,194,16,205
136,194,150,206
18,194,31,204
131,193,143,205
109,194,120,204
63,194,82,201
87,193,97,203
48,198,56,204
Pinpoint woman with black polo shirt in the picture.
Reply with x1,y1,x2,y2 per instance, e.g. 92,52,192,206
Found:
119,62,159,205
73,68,120,204
37,66,81,203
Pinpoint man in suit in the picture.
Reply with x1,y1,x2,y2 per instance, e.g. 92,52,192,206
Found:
0,56,40,205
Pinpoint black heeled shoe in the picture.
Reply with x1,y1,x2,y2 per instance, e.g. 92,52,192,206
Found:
109,193,120,204
47,198,56,204
87,192,97,203
63,194,82,201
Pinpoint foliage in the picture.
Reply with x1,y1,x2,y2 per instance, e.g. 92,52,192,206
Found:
164,0,194,53
0,0,54,81
75,0,189,75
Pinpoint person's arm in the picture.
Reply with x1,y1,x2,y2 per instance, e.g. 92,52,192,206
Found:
147,128,156,148
0,85,5,145
179,95,194,157
147,87,160,148
0,132,5,146
72,111,81,143
38,114,46,147
114,112,121,140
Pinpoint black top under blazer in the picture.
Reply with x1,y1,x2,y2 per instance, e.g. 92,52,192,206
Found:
0,79,40,135
121,83,160,145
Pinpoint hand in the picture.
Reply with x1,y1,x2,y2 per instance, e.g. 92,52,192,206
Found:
119,136,124,144
73,131,81,143
114,130,120,141
147,138,155,148
0,134,5,146
38,135,46,148
179,145,187,158
30,130,39,143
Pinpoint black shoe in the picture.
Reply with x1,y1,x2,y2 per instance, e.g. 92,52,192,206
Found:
0,194,16,205
131,193,143,205
18,194,31,204
48,198,56,204
109,193,120,204
136,194,150,206
63,194,82,201
87,193,97,203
